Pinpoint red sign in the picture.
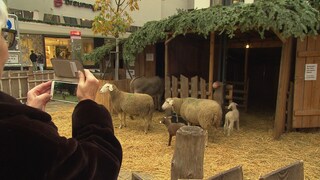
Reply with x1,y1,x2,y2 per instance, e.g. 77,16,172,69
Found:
54,0,63,7
70,30,81,36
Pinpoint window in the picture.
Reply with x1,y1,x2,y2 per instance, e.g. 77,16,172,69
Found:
44,14,60,24
80,19,93,28
63,16,78,26
8,8,33,20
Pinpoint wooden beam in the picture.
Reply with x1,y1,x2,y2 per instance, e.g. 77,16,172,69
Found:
227,40,283,49
164,36,174,76
272,29,286,43
273,38,293,139
208,32,215,99
244,47,249,84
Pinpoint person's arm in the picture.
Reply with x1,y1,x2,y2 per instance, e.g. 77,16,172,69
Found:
48,70,122,179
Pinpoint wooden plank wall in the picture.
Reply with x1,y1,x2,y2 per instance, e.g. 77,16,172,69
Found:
293,35,320,128
134,45,156,77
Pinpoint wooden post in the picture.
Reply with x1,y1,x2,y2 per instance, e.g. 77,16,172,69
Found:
165,35,174,77
244,46,249,84
165,36,174,100
286,82,294,132
274,37,293,139
171,126,205,180
209,32,215,99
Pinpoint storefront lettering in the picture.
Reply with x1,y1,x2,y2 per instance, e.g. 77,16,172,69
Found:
63,0,96,11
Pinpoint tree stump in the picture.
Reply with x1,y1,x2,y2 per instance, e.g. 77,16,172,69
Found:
171,126,206,180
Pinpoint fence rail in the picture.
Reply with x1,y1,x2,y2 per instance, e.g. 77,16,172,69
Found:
0,70,55,102
165,75,233,105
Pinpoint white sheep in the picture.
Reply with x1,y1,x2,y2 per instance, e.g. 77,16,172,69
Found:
100,83,154,134
162,97,222,145
224,102,239,136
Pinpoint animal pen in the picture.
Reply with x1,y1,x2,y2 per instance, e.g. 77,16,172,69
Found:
126,2,320,139
164,75,233,106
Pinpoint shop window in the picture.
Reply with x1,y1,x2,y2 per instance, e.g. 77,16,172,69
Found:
44,37,70,68
63,16,78,26
44,14,60,24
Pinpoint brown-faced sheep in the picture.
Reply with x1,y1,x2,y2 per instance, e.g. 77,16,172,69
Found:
100,83,154,134
162,97,222,145
224,102,239,136
160,116,186,146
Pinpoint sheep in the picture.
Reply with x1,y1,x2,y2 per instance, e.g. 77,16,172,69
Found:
100,83,154,134
224,102,239,136
130,76,164,111
160,116,186,146
162,97,222,145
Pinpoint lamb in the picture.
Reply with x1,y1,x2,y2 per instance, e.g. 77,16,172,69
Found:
100,83,154,134
162,97,222,144
160,116,186,146
224,102,239,136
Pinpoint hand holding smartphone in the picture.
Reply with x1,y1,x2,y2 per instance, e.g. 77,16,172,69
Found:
50,59,84,103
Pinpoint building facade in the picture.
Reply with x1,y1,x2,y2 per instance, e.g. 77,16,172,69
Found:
4,0,193,69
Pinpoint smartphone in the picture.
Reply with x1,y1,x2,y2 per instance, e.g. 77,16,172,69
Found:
51,81,78,103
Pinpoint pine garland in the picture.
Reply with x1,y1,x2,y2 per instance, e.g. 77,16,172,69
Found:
122,0,320,63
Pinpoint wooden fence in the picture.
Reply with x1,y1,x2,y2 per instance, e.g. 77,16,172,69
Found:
0,70,130,112
227,80,249,111
0,70,55,101
165,75,233,105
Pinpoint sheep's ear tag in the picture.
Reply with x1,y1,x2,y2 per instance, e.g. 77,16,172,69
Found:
108,85,114,91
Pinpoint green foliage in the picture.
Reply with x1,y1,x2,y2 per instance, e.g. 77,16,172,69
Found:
123,0,320,63
92,0,140,38
83,43,115,63
83,39,125,63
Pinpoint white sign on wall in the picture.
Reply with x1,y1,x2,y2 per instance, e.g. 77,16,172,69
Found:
146,53,154,61
305,64,317,81
7,54,19,64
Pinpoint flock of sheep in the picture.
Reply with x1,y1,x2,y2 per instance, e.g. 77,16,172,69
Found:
99,76,240,146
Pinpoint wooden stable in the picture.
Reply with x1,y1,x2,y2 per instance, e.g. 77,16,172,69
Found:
133,31,320,138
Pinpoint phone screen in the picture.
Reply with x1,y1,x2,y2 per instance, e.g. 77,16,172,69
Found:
51,81,78,103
